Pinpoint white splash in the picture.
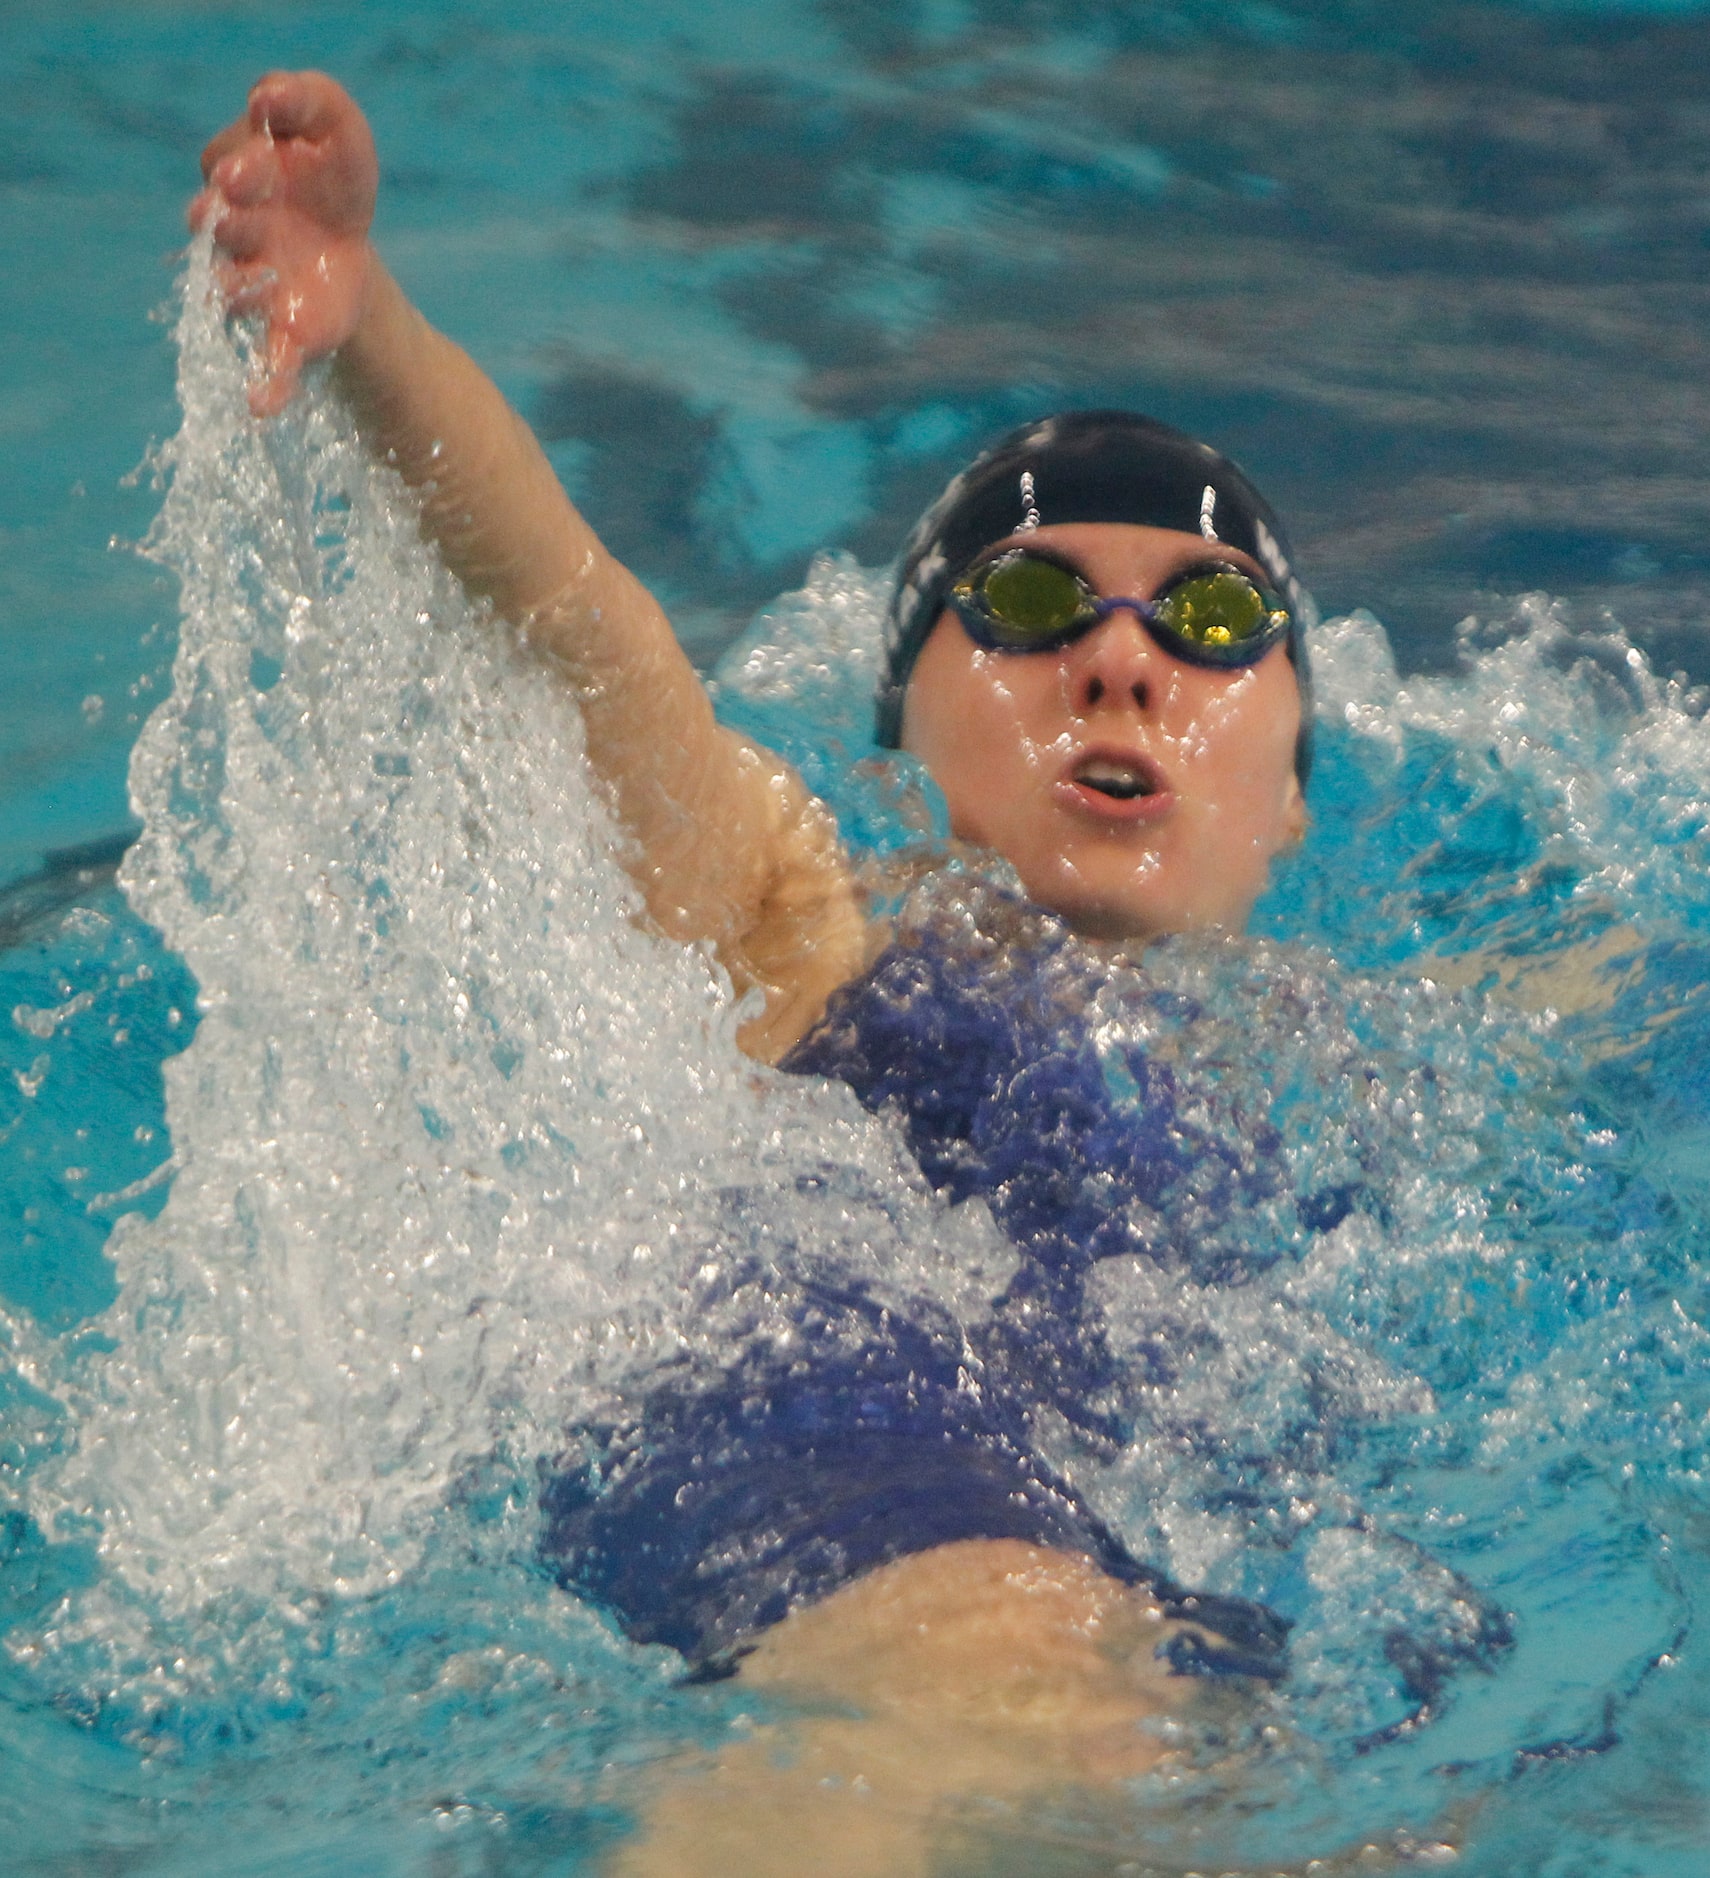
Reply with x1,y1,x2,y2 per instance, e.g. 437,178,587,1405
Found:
10,240,1007,1680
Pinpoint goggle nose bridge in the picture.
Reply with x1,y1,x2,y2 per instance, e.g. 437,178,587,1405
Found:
1084,594,1161,629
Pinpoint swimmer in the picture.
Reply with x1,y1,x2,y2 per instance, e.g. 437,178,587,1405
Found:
191,72,1447,1876
191,72,1307,1063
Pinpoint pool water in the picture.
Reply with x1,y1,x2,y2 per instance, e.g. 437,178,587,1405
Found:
6,2,1710,1872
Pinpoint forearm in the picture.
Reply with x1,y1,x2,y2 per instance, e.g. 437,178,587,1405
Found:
330,263,723,866
334,269,700,834
332,258,596,620
331,261,864,1048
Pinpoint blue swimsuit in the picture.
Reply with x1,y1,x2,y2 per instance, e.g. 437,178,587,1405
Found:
540,898,1293,1678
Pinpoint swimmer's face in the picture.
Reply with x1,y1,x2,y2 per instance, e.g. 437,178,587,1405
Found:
900,523,1306,941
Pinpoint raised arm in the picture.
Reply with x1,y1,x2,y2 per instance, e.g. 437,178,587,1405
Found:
192,73,864,1058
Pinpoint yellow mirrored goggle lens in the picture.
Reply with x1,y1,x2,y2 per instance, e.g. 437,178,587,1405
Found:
973,554,1091,637
1156,569,1272,647
952,552,1291,665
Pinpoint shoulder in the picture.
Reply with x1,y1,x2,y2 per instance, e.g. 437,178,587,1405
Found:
723,733,872,1064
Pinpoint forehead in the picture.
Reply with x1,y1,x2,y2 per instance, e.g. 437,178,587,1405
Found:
975,521,1271,591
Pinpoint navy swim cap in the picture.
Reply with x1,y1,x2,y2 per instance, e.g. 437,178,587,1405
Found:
877,411,1313,782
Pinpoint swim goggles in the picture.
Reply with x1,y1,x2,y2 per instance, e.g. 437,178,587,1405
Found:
948,548,1293,668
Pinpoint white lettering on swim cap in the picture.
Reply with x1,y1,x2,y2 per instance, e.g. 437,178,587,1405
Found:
1019,471,1040,531
1254,518,1291,584
1200,484,1219,541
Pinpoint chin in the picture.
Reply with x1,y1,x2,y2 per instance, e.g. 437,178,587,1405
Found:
1028,879,1171,943
1033,870,1256,943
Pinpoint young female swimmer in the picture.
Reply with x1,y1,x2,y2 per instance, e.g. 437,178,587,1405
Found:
192,74,1309,1061
192,71,1379,1876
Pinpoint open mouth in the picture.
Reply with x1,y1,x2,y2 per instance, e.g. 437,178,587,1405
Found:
1073,757,1159,801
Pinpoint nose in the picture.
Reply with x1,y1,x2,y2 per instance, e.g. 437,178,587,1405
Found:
1065,605,1159,718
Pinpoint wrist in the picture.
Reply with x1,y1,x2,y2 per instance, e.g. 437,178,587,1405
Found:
329,253,426,418
335,245,393,369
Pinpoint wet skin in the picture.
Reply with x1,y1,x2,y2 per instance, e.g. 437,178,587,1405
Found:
901,521,1307,941
606,1539,1207,1878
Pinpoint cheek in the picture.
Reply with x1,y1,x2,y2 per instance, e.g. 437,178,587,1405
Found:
939,685,1048,848
907,643,1064,792
1172,665,1297,784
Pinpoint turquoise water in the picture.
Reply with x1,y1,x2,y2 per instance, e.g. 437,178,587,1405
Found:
6,2,1710,1871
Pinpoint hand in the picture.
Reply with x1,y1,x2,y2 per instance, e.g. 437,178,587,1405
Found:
190,71,379,417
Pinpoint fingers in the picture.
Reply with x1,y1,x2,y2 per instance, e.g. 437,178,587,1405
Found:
201,71,347,189
225,69,377,235
203,202,272,261
249,324,304,419
206,142,279,211
201,249,300,416
188,166,276,254
199,99,281,215
189,70,375,421
213,258,276,316
200,118,247,183
247,69,347,145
